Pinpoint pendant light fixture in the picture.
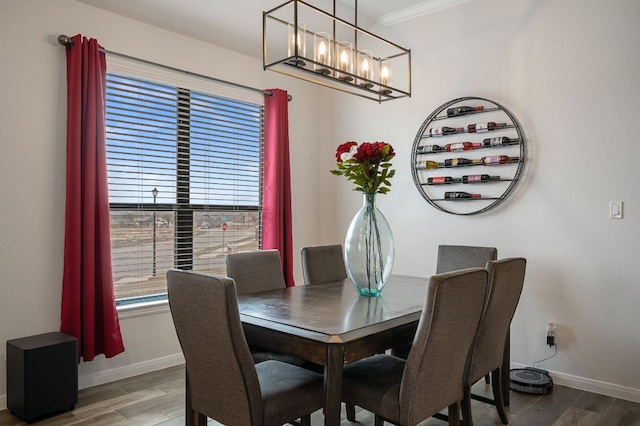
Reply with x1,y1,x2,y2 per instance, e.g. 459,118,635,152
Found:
263,0,411,102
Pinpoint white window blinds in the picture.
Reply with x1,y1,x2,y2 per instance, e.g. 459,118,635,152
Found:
105,68,263,304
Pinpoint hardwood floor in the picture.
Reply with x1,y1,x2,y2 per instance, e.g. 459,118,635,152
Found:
1,364,638,425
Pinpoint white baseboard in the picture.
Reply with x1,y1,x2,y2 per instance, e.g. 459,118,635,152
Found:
0,353,185,411
78,353,185,390
511,362,640,403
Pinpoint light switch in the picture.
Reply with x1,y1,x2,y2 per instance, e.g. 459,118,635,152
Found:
610,201,623,219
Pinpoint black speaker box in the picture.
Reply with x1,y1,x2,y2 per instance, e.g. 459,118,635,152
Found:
7,332,78,422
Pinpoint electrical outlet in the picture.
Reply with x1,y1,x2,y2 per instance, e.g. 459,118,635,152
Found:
546,322,556,346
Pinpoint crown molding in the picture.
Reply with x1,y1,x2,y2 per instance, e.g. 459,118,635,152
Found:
380,0,474,26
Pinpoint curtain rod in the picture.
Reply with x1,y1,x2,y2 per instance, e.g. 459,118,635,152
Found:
57,34,292,102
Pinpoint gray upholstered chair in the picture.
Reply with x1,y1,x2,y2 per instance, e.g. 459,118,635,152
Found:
300,244,348,285
226,249,286,295
166,269,324,426
436,245,499,386
226,250,321,370
436,245,497,274
392,245,497,359
461,257,526,426
341,268,489,426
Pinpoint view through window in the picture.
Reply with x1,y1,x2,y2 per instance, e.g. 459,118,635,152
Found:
106,73,263,304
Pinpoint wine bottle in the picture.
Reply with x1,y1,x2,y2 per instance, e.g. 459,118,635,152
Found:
462,174,500,183
444,158,481,167
467,122,506,133
445,142,482,152
416,144,443,153
481,155,518,165
415,160,441,170
444,191,481,199
482,136,518,147
446,105,484,117
430,126,464,136
427,176,456,185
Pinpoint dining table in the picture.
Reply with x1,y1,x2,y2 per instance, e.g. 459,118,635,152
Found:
237,275,427,426
184,274,511,426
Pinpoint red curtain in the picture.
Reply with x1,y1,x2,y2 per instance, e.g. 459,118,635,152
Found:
60,34,125,361
263,89,295,287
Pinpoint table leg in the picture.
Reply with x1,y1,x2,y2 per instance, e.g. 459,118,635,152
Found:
324,345,344,426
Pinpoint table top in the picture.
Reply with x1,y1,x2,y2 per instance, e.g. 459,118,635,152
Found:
237,274,428,344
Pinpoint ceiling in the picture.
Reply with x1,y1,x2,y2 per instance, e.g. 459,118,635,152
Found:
74,0,470,58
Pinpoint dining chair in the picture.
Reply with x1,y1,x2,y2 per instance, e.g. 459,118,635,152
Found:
436,245,500,386
226,250,322,370
392,245,497,359
166,269,324,426
461,257,526,426
300,244,348,285
341,268,489,426
436,245,498,274
226,249,286,295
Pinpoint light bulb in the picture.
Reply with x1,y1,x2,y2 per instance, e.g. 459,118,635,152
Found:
318,41,326,64
362,58,369,79
341,50,349,71
381,66,389,86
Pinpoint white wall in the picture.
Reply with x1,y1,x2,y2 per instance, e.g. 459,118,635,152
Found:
1,0,639,410
326,0,640,401
0,0,327,408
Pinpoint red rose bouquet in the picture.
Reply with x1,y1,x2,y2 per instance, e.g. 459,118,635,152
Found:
330,141,396,194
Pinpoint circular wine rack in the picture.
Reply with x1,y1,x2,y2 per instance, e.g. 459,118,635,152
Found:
411,96,526,215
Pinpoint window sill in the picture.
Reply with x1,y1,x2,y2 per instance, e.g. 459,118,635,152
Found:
117,299,170,320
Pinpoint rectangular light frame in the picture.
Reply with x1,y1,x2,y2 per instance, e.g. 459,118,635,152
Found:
263,0,411,103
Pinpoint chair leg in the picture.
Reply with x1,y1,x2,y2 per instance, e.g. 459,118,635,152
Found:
491,368,509,424
346,403,356,421
484,373,491,384
448,402,461,426
299,414,311,426
195,411,207,426
461,383,473,426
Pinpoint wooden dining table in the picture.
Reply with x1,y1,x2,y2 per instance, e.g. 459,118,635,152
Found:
236,275,427,426
184,273,511,425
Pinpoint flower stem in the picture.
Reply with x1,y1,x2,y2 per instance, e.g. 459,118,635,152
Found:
363,192,384,292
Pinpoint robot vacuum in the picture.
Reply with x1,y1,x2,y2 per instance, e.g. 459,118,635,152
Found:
510,367,554,394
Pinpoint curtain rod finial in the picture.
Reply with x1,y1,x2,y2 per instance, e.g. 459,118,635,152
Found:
58,34,74,47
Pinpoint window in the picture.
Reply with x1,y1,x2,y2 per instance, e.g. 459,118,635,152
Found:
105,71,263,305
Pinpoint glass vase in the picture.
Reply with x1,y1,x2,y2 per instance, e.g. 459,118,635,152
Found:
344,192,395,297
